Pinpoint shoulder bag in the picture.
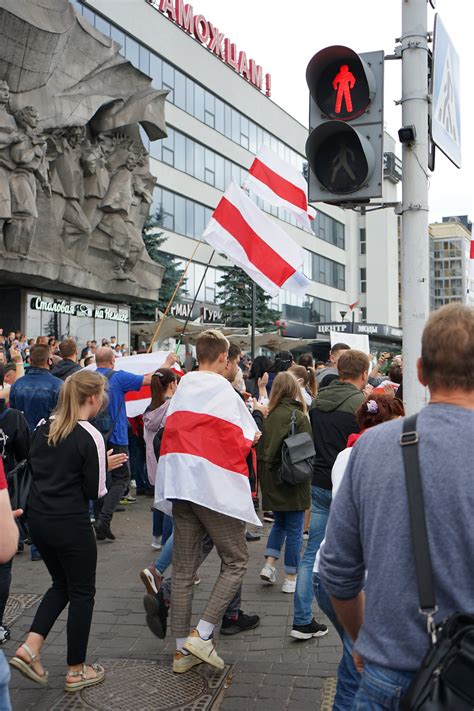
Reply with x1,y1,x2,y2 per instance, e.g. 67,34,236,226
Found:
277,410,315,486
400,414,474,710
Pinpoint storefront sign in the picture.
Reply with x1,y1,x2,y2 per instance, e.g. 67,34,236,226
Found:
171,302,193,318
201,306,222,323
30,297,129,323
315,322,402,339
146,0,271,96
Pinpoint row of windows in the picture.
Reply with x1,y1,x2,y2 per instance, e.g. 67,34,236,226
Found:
72,0,304,171
152,186,346,292
280,297,332,324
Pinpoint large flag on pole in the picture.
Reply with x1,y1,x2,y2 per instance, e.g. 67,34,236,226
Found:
155,371,261,526
202,181,310,297
243,146,313,230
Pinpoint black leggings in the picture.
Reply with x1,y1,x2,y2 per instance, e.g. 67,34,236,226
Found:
0,560,12,626
27,514,97,666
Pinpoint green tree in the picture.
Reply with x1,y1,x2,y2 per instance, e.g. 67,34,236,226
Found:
131,212,186,321
216,266,281,330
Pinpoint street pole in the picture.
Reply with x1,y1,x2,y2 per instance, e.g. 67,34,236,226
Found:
401,0,430,414
251,281,256,360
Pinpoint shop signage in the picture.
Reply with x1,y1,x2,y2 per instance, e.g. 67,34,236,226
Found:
201,306,222,323
315,322,403,339
30,297,129,323
171,302,193,318
146,0,272,96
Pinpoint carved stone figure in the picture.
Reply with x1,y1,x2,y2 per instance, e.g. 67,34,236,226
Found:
4,106,51,255
48,126,91,264
81,134,112,231
0,80,17,244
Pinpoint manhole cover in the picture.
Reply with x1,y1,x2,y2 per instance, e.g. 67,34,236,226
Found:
4,593,41,626
49,658,232,710
320,676,337,710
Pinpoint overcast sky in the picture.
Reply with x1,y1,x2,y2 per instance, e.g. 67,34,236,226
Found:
193,0,472,223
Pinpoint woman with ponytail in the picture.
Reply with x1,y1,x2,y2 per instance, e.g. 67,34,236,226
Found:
10,371,127,693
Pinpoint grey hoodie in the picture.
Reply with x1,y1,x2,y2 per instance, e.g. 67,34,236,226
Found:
143,399,171,485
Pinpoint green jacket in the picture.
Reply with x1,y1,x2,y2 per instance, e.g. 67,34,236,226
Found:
258,398,311,512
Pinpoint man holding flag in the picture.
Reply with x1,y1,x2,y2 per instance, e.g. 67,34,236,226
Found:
155,330,261,673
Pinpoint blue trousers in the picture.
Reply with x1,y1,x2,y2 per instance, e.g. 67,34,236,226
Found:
152,511,173,545
0,651,11,711
313,572,360,710
293,485,332,625
353,663,414,710
264,510,304,574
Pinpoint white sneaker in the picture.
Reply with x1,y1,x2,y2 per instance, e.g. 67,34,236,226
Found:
183,629,224,670
260,563,276,584
151,537,162,550
130,479,137,489
173,650,202,674
282,577,297,594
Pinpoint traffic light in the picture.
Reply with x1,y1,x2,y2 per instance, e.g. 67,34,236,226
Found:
306,46,384,204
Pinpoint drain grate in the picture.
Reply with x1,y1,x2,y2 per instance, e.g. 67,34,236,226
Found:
4,593,42,626
320,677,337,710
49,657,232,710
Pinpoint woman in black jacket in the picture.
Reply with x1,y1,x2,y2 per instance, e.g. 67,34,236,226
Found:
10,370,127,693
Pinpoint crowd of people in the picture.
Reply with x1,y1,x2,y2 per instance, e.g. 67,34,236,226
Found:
0,302,472,710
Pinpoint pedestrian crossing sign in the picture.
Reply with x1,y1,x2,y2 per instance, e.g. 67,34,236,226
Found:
431,14,461,167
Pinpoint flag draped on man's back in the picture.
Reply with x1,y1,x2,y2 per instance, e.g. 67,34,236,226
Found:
154,371,261,526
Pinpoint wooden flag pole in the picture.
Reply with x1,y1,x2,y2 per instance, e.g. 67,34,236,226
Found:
147,241,200,353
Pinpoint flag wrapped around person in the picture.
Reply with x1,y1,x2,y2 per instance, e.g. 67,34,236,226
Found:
202,181,310,297
243,145,314,230
154,371,262,526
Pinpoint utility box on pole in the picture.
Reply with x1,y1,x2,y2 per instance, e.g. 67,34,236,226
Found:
305,46,384,205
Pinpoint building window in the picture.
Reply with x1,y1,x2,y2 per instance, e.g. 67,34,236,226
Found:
361,307,367,323
312,211,345,249
360,228,366,255
311,253,345,290
360,267,367,294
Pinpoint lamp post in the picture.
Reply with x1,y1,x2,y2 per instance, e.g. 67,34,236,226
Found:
339,310,347,322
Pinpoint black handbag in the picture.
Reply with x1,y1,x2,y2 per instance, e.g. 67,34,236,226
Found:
400,414,474,710
277,410,315,486
6,458,32,515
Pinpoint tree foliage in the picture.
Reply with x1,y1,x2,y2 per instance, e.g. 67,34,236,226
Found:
216,266,281,330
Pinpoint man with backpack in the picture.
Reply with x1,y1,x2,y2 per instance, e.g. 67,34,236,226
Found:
0,363,30,645
93,347,176,541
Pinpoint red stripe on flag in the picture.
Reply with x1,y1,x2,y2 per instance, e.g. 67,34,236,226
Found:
212,198,296,286
161,410,251,477
470,240,474,260
249,158,307,211
125,385,151,402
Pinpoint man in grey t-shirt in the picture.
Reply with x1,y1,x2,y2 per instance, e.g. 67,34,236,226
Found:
319,303,474,709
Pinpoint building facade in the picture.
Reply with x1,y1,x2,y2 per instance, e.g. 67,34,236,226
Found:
429,215,473,311
74,0,401,342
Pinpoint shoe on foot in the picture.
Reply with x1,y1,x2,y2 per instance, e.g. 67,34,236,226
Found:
94,521,115,541
173,650,202,674
0,625,11,645
183,629,224,670
194,575,201,585
245,531,261,542
220,611,260,636
290,619,329,640
140,565,162,595
260,563,276,584
282,577,297,594
151,537,162,550
263,512,274,523
143,591,168,639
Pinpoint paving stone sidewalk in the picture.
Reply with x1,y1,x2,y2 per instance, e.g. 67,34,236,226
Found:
4,498,341,710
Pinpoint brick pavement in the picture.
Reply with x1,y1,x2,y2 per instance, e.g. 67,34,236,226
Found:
4,498,341,710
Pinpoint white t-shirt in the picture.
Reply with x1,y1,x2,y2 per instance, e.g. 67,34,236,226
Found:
313,446,353,573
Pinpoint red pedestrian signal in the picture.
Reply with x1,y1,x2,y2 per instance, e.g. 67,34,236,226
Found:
333,65,356,114
305,45,384,204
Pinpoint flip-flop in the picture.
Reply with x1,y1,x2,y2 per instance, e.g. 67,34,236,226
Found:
64,663,105,693
9,643,49,686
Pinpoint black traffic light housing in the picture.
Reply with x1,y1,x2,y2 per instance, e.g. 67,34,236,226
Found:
306,46,384,204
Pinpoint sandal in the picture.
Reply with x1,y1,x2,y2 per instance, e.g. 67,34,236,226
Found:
64,663,105,693
9,643,49,686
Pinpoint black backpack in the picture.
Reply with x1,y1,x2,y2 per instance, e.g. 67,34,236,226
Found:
90,369,124,442
277,410,315,486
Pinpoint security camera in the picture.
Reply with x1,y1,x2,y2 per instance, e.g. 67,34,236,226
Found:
398,126,416,144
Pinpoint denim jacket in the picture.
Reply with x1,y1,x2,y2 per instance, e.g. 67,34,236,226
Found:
9,368,63,431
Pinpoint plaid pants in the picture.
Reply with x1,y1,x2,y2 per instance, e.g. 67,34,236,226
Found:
170,500,248,637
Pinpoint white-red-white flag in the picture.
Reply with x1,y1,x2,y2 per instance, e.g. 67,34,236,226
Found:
202,181,310,297
243,146,313,230
87,352,183,417
155,371,261,526
470,240,474,286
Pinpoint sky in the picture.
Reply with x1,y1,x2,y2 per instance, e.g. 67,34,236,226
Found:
191,0,472,223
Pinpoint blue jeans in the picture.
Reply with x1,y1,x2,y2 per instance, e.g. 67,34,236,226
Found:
264,510,304,574
155,532,173,574
293,485,332,625
128,432,151,493
152,511,173,545
353,663,414,710
313,572,360,710
0,651,12,710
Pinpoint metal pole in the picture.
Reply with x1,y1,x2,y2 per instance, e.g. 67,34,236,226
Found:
401,0,430,414
351,310,355,334
251,281,256,360
175,249,216,352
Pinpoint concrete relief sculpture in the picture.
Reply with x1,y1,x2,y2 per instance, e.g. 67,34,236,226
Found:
0,0,167,302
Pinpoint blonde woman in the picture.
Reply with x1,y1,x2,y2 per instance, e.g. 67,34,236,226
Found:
258,373,315,595
10,371,127,693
